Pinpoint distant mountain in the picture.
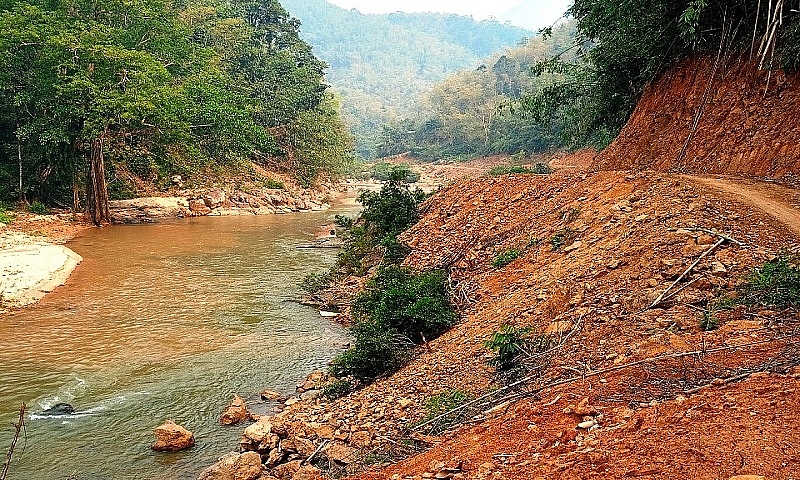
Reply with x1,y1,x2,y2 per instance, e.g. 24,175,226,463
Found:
499,0,572,31
279,0,533,158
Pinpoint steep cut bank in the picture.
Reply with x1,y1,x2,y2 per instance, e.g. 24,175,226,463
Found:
594,56,800,178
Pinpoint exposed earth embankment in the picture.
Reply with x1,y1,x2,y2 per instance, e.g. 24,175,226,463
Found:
594,56,800,179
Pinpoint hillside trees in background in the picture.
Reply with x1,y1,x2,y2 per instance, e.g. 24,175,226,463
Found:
375,22,575,160
278,0,532,158
522,0,800,149
0,0,353,221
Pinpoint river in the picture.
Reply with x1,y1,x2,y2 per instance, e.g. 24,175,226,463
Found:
0,207,357,479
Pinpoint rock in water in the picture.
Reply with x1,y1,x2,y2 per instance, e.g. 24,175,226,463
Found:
152,420,195,451
220,394,249,425
196,452,265,480
43,403,75,415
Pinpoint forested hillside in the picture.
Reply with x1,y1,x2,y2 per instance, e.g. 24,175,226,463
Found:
0,0,353,222
279,0,533,158
377,21,577,160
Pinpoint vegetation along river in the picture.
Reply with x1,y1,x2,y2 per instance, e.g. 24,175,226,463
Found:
0,207,358,479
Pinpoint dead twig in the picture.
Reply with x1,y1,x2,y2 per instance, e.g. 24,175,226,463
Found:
412,334,796,432
302,439,329,466
686,228,746,246
648,237,726,310
1,403,25,480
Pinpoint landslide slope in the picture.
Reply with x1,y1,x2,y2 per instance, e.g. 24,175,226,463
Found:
346,169,800,479
593,56,800,178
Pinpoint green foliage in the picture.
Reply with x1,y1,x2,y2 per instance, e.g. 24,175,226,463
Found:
333,214,354,229
0,210,12,225
337,171,426,275
329,320,407,381
424,390,470,419
371,163,420,183
28,201,48,215
321,378,352,400
699,309,719,331
374,22,577,160
352,266,457,342
488,163,553,176
736,254,800,308
492,249,521,268
332,265,457,382
0,0,353,206
484,324,533,372
524,0,800,149
551,227,577,251
300,271,334,294
279,0,532,158
263,178,285,190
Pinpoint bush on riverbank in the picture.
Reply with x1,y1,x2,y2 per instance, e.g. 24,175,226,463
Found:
336,169,427,275
330,266,457,382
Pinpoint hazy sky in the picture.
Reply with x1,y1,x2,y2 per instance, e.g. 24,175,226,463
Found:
326,0,571,30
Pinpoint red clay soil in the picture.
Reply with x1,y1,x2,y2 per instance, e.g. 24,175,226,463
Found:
594,56,800,178
337,169,800,480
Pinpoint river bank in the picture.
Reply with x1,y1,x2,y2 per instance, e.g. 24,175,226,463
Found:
0,176,355,310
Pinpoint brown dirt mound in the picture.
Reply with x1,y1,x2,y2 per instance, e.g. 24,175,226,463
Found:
595,56,800,178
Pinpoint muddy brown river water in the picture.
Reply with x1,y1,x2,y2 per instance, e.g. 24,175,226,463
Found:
0,208,357,479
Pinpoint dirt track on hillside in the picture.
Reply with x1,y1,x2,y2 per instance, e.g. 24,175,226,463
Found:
687,175,800,236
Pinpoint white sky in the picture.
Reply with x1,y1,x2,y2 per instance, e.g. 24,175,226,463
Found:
326,0,570,29
328,0,522,18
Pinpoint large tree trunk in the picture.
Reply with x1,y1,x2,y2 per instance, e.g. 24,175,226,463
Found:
85,137,110,226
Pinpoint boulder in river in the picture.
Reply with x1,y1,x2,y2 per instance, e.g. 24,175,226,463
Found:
152,420,195,451
43,403,75,415
220,394,249,425
196,451,265,480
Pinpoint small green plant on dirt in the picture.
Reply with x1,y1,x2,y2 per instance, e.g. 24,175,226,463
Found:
0,210,12,225
424,389,470,419
562,206,582,224
699,309,719,331
492,249,520,268
736,253,800,308
488,165,531,176
484,324,533,372
333,214,354,228
300,271,334,293
28,201,49,215
263,178,285,190
551,227,576,251
321,378,352,400
531,163,553,174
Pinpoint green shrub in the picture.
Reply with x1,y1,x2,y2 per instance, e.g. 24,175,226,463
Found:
337,171,426,275
263,178,285,190
551,227,577,251
699,310,719,331
488,163,552,176
736,254,800,308
352,266,457,342
492,249,520,268
322,378,352,400
334,214,354,228
300,271,334,293
329,321,406,381
484,324,533,372
0,210,12,225
28,201,49,215
371,162,420,183
424,389,470,418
